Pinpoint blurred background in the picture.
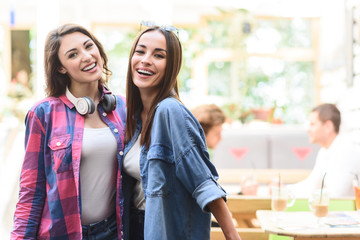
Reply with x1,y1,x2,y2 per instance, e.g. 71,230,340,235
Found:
1,0,360,238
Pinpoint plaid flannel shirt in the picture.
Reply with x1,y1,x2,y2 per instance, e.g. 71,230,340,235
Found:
11,86,126,240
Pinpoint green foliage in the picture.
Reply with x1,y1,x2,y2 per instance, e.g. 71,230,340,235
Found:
179,9,315,124
88,10,315,125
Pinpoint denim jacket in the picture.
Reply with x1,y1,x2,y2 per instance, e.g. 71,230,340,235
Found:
122,97,226,240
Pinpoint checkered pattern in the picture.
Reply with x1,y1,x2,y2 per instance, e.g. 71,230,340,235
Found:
11,86,126,240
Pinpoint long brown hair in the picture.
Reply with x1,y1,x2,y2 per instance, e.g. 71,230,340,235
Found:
44,23,111,97
125,27,182,148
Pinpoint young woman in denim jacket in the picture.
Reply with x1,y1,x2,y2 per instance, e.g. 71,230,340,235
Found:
122,25,241,240
11,24,126,240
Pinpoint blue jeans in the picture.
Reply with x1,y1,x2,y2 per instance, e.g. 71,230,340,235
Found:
82,213,117,240
130,208,145,240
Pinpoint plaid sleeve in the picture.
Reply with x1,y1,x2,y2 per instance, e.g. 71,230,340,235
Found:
11,110,46,239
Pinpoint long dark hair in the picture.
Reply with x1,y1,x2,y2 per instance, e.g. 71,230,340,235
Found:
44,23,111,97
125,27,182,148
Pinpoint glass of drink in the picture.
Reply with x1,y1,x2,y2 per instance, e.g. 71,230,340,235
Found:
308,189,329,227
240,175,258,195
271,186,295,222
353,179,360,213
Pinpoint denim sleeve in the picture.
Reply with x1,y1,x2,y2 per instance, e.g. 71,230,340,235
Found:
176,146,227,212
149,98,227,211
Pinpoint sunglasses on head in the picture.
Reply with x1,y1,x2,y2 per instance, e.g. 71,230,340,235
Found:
140,20,179,38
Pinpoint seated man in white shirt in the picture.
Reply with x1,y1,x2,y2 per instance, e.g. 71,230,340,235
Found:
288,103,360,198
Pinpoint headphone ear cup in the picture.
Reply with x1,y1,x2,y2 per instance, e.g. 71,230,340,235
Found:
101,94,117,112
65,87,95,115
76,97,95,115
83,96,95,114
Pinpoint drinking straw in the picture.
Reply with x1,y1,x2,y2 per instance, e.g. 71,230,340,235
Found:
250,160,256,178
350,172,360,186
320,172,327,203
355,173,359,186
278,173,281,196
250,159,256,169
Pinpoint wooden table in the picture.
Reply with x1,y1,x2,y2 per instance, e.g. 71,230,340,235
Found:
256,210,360,240
226,195,271,227
226,196,355,228
217,168,311,185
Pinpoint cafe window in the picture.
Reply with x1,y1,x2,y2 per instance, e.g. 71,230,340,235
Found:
208,61,231,96
180,10,319,124
9,29,33,100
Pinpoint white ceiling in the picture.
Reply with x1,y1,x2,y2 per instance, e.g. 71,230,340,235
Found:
0,0,331,27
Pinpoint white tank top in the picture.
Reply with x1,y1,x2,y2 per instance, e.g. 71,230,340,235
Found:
80,127,117,225
123,134,145,210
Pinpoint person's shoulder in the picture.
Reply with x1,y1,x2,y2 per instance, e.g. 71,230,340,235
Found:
155,98,201,130
156,97,184,113
335,135,358,148
114,94,126,107
25,97,62,124
155,98,194,125
158,97,181,107
29,96,61,113
115,94,126,103
334,135,360,157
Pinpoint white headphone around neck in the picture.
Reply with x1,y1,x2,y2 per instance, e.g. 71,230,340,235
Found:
65,87,116,115
65,87,95,115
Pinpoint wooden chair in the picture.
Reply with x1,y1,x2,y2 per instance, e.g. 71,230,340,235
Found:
211,227,268,240
226,195,271,228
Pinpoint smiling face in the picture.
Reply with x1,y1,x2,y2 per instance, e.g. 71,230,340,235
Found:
57,32,103,86
131,30,167,97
